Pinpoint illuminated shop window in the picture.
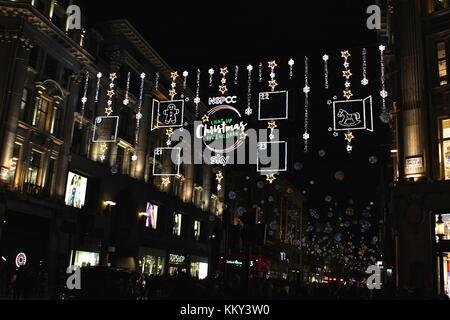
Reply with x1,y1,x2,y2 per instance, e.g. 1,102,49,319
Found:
19,88,29,121
8,143,21,187
173,212,182,236
25,150,42,186
194,220,201,241
437,42,448,86
427,0,450,13
33,96,59,134
436,214,450,241
140,255,164,276
442,119,450,180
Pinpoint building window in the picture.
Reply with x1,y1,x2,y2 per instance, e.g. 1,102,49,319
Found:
193,186,203,208
19,88,29,121
8,143,21,187
194,221,201,241
172,212,182,237
437,42,448,86
442,119,450,180
25,150,42,186
33,96,59,135
427,0,450,13
43,158,56,195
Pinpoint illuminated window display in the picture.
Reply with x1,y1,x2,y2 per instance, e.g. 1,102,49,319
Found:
140,255,165,276
168,254,187,276
173,212,182,236
437,214,450,240
194,220,201,241
72,251,99,268
145,203,158,230
443,119,450,180
64,171,88,209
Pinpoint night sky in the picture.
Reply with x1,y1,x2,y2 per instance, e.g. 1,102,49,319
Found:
76,0,393,271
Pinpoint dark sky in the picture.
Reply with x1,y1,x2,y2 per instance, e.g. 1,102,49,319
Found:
76,0,392,228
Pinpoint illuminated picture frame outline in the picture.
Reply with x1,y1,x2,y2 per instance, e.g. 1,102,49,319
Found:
152,147,182,177
258,90,289,121
92,116,120,143
333,96,374,132
256,140,288,173
151,99,185,131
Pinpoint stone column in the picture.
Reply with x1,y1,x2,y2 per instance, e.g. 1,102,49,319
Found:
183,164,194,204
396,0,428,180
55,73,81,198
0,32,33,184
202,166,212,212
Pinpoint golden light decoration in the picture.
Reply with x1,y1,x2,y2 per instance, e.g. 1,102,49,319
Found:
218,85,228,95
202,114,210,123
345,131,355,143
161,177,171,187
266,174,276,184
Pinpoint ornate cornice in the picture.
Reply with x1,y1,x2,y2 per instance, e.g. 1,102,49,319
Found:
0,30,34,49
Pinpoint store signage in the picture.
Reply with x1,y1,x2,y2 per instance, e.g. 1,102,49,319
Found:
197,97,248,154
405,156,424,176
169,254,186,265
15,252,27,268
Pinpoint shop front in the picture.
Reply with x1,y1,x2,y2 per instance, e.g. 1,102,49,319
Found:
190,256,208,280
436,213,450,298
138,248,166,277
70,250,100,268
167,253,188,276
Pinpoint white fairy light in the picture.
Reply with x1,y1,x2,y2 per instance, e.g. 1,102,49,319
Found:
134,72,146,148
208,68,214,87
123,72,131,106
303,56,310,153
258,62,263,83
245,65,253,116
323,54,329,89
361,48,369,86
95,72,102,103
288,58,295,79
234,65,239,85
182,70,188,89
79,71,89,129
194,69,201,118
154,72,160,91
379,44,389,123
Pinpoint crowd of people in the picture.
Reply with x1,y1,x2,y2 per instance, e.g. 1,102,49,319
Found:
141,273,450,301
1,265,449,300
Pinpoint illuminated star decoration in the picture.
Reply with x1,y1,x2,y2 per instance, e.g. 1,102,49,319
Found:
266,174,276,184
169,89,177,100
268,60,278,69
216,171,224,191
219,84,228,95
341,50,351,59
343,90,353,100
105,107,113,116
268,79,278,91
342,70,353,79
170,71,179,82
345,131,355,143
109,73,117,81
202,114,210,123
220,67,229,77
239,131,248,141
166,128,174,146
161,177,171,188
268,121,277,130
268,60,278,92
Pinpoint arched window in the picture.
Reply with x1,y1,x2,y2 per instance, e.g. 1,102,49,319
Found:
33,80,65,136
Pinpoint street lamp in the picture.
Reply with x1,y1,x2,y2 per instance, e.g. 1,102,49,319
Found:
436,214,445,296
436,215,445,239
